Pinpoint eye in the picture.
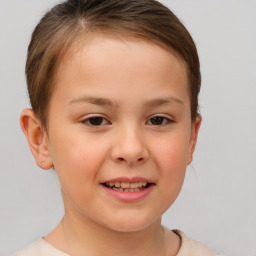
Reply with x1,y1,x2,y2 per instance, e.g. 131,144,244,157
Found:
146,116,173,126
82,116,110,126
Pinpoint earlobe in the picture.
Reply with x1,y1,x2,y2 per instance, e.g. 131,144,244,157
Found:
20,109,53,170
187,115,201,165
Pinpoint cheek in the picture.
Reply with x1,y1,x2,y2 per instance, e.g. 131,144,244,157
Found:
158,143,187,188
48,133,108,194
150,132,189,200
152,132,190,172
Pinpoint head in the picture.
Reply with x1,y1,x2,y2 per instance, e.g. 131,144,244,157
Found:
25,0,200,129
21,0,201,233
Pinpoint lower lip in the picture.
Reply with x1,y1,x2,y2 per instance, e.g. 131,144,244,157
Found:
101,184,154,202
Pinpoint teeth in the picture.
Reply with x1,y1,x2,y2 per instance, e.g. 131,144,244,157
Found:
114,182,120,187
130,183,137,189
121,182,130,188
106,182,148,189
113,187,141,192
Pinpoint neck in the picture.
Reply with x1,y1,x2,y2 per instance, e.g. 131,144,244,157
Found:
62,214,165,256
45,198,180,256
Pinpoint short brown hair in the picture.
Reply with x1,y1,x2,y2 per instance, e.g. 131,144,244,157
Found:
26,0,201,128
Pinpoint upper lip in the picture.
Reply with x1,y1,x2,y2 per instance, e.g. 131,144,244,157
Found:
102,177,155,184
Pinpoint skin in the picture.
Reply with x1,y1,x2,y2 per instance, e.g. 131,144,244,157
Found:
21,36,201,256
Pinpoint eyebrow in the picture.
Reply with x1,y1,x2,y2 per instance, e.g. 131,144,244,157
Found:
144,97,184,107
69,96,115,107
69,96,184,107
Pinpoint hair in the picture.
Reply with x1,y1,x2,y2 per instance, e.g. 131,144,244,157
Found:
26,0,201,128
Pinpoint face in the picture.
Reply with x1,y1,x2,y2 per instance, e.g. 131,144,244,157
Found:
44,36,200,232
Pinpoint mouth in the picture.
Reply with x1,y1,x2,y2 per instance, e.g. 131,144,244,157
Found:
101,178,155,201
102,181,152,192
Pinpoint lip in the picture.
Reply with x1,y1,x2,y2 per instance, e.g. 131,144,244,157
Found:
100,177,155,202
102,176,155,184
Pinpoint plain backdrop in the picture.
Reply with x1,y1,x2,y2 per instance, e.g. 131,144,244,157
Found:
0,0,255,255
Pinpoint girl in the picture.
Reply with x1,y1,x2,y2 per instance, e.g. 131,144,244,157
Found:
15,0,223,255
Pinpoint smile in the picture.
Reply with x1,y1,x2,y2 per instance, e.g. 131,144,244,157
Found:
103,182,150,192
101,177,155,202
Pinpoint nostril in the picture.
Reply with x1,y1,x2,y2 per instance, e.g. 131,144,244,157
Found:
117,157,144,164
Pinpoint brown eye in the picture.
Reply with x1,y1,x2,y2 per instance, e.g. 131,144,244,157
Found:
146,116,173,126
150,117,165,125
88,117,104,126
82,116,110,126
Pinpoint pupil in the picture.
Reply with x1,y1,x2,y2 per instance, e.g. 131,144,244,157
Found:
89,117,103,126
151,117,163,125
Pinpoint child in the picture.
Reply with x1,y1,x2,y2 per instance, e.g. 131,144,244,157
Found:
15,0,223,255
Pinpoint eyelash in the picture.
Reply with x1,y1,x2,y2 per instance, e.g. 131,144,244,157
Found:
81,116,111,126
146,115,174,126
81,114,173,127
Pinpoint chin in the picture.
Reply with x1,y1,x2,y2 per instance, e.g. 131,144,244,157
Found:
101,213,160,233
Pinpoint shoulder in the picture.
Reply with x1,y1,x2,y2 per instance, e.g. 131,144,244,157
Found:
174,230,224,256
13,239,69,256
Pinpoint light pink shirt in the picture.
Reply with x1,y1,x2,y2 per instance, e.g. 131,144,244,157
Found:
13,231,224,256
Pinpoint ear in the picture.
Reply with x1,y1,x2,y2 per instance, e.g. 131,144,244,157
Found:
187,115,201,165
20,109,53,170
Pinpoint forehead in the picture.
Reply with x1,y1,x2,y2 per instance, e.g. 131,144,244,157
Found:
57,33,186,73
52,35,189,106
59,35,186,76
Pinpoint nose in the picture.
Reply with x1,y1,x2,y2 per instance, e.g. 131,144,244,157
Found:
110,125,149,166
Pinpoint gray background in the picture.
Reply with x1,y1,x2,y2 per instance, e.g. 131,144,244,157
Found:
0,0,255,255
